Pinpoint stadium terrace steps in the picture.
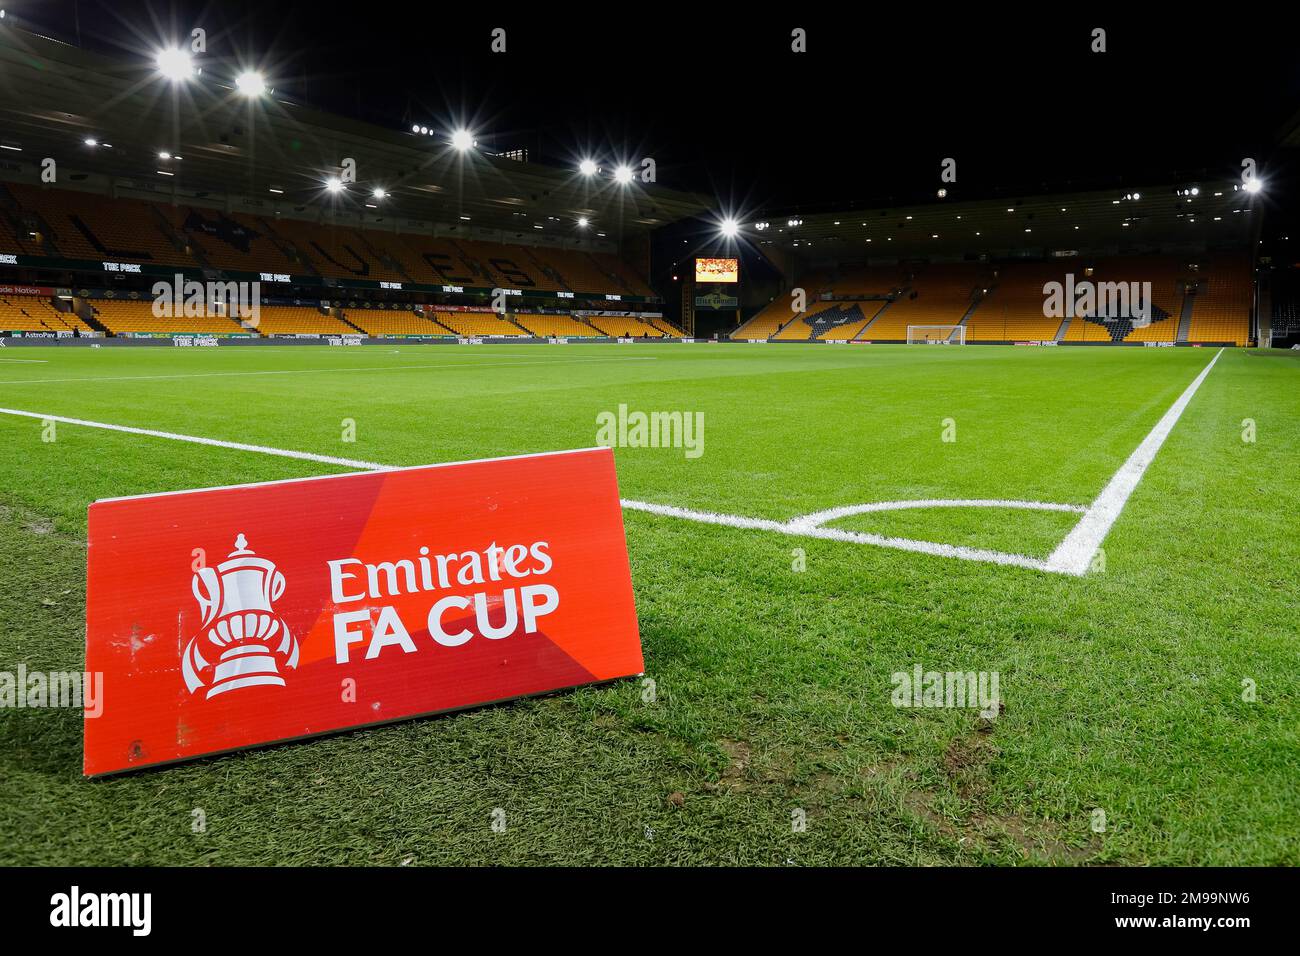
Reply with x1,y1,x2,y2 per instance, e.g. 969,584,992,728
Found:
1185,254,1251,346
511,313,599,337
8,185,195,267
257,219,320,277
1176,296,1194,343
0,295,88,333
584,315,669,338
88,298,248,335
433,310,528,337
339,308,444,336
811,301,884,340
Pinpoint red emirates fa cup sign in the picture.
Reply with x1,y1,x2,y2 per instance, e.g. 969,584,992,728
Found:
83,448,643,776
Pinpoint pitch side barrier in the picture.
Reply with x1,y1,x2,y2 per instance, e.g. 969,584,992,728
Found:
0,335,707,348
755,339,1240,347
0,336,1241,348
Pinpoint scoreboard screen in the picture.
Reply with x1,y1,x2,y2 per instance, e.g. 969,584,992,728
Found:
695,257,739,283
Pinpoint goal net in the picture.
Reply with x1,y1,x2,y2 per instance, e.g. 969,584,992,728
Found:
907,325,965,344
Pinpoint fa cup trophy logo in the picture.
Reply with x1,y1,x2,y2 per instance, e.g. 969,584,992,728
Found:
182,534,299,698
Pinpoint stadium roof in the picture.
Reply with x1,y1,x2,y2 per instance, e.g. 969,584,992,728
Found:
748,182,1263,260
0,26,714,239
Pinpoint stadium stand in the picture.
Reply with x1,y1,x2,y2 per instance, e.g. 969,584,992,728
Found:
964,261,1076,342
584,314,668,337
732,296,802,340
0,295,86,332
2,186,656,300
339,308,446,336
269,220,407,283
8,185,195,267
867,263,988,340
819,264,906,298
648,317,685,336
511,313,601,337
87,298,245,335
813,301,888,339
1186,254,1251,346
168,208,305,276
433,310,527,337
773,300,850,340
1270,269,1300,340
591,252,656,297
254,306,355,336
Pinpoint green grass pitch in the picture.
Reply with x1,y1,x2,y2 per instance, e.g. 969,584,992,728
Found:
0,342,1296,865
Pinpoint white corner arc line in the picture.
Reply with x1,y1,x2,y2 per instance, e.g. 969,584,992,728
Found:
617,498,1059,572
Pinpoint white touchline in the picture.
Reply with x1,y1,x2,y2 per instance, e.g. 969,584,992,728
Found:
0,347,1223,576
0,407,387,471
1045,347,1225,575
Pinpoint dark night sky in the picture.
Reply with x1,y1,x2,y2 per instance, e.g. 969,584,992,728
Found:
6,0,1299,217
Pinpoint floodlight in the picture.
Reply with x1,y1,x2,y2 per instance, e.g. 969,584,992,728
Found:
614,165,634,184
451,129,474,151
235,71,267,97
720,218,739,238
325,177,344,193
156,47,194,81
1243,178,1263,195
579,159,598,177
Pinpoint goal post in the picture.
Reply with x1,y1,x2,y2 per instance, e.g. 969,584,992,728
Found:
907,325,965,344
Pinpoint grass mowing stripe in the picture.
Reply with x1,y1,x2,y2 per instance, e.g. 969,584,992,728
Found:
0,354,659,387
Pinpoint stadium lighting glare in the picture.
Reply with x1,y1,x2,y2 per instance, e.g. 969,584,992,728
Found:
372,188,387,200
411,124,420,133
83,138,98,147
614,165,634,185
158,151,171,160
1243,177,1263,195
155,47,195,82
720,218,739,238
579,159,598,177
451,129,474,152
577,217,589,227
235,71,267,97
325,177,344,193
